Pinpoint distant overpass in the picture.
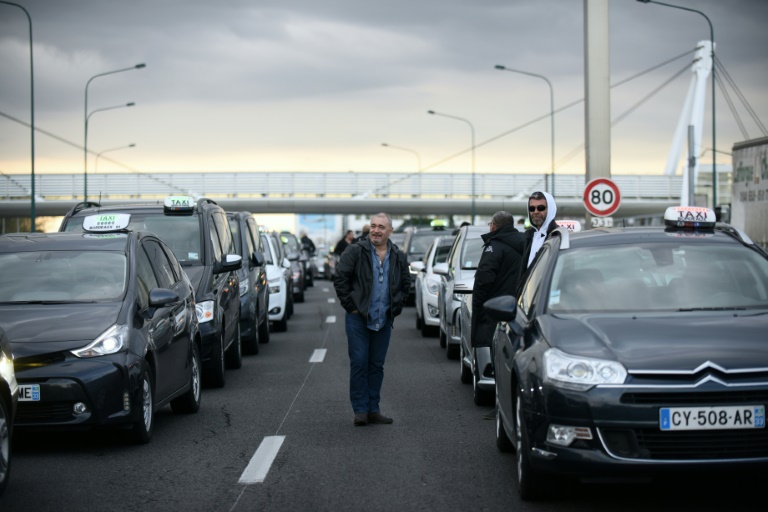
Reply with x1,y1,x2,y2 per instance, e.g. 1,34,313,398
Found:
1,171,682,218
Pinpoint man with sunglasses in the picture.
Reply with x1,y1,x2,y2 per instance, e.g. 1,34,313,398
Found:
521,190,559,276
334,212,411,427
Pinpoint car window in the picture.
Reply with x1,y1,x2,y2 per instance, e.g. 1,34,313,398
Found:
460,236,485,270
261,234,274,265
229,217,242,254
247,219,262,253
136,247,159,309
212,212,235,256
433,242,452,267
518,246,552,317
143,239,176,289
410,233,441,255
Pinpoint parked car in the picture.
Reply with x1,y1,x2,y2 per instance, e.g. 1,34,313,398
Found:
433,225,485,359
456,280,494,406
261,232,290,332
0,326,18,496
0,222,202,444
227,212,270,354
59,196,242,388
485,206,768,500
401,222,450,305
278,232,306,303
311,244,330,280
411,234,454,337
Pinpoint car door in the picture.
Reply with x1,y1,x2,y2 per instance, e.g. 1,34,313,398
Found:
210,211,240,347
245,218,268,319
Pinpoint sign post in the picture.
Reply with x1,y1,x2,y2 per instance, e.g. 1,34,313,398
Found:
583,178,621,228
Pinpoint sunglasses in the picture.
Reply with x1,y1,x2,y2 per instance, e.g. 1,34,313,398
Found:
377,265,384,284
528,205,547,212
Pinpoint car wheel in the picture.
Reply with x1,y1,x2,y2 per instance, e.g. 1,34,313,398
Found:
242,318,259,356
225,323,243,369
473,368,493,406
274,316,288,332
495,388,513,453
446,342,460,360
439,327,447,348
171,343,202,414
416,309,422,330
460,343,472,384
205,333,226,388
130,362,155,444
0,395,11,496
258,311,270,344
514,387,544,501
295,291,305,303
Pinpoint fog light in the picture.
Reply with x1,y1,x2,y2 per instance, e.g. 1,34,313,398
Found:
269,307,281,315
427,305,439,317
73,402,88,415
123,391,131,412
546,424,592,446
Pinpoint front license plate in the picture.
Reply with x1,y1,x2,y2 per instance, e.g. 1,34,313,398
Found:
19,384,41,402
660,405,765,431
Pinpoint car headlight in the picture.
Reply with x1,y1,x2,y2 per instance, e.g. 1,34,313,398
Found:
196,300,215,324
268,277,282,294
0,350,16,389
71,324,128,358
239,277,250,297
426,276,441,295
543,348,627,391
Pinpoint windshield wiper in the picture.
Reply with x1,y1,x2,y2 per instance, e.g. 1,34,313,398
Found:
8,300,73,305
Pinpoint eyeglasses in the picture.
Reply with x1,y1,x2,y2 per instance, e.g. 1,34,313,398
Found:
377,265,384,283
528,205,547,212
487,222,494,226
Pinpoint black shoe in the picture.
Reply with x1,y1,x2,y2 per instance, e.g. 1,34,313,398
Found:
354,413,368,426
368,412,393,424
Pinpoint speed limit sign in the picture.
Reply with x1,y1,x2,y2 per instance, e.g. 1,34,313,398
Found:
583,178,621,217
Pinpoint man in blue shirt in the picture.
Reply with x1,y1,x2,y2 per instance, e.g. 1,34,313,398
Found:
333,213,411,426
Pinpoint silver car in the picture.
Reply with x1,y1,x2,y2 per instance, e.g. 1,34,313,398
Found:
411,235,455,337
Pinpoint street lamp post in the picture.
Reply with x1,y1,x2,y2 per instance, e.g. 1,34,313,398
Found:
637,0,716,209
494,64,555,196
427,110,476,224
85,102,135,200
0,1,35,230
84,63,146,201
381,143,422,172
95,143,136,174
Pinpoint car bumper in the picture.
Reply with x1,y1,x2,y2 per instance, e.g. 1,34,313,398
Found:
268,288,287,321
199,319,222,364
423,295,440,327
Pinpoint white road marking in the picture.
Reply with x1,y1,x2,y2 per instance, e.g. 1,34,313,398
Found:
327,298,335,303
238,435,285,484
326,315,336,323
322,287,329,293
309,348,327,363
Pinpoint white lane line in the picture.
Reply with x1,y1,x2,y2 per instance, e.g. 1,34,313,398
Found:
326,315,336,323
322,287,329,293
327,298,335,303
309,348,327,363
238,435,285,484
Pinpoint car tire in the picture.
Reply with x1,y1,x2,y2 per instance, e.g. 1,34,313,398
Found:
514,387,544,501
205,333,226,388
460,344,472,384
439,327,447,348
273,316,288,332
0,395,12,496
130,362,155,444
258,312,270,344
416,309,422,330
495,389,513,453
171,343,202,414
225,323,243,369
242,319,259,356
295,291,305,303
446,342,459,360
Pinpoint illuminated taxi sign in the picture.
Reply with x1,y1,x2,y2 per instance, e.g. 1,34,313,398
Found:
163,195,195,215
82,213,131,232
430,219,447,229
555,220,582,233
663,206,716,229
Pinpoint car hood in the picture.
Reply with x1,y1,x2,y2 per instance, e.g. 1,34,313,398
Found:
541,312,768,371
0,303,122,356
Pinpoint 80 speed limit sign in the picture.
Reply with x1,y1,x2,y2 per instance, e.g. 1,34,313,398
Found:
583,178,621,217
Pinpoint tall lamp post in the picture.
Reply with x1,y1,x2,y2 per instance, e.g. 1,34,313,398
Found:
427,110,476,224
637,0,716,209
85,102,135,200
84,63,145,201
95,143,136,173
381,143,422,172
0,1,35,229
494,64,555,196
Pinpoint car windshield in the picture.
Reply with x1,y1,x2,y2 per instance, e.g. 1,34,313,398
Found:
460,236,485,270
0,250,127,302
409,233,442,255
547,242,768,312
390,233,406,247
280,233,301,253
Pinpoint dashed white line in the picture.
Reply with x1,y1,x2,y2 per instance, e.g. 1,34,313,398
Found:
309,348,327,363
326,315,336,323
327,298,335,303
322,287,329,293
238,435,285,484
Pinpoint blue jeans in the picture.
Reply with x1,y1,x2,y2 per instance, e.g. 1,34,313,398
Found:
346,312,392,414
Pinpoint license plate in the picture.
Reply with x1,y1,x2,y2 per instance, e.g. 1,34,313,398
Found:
660,405,765,431
19,384,41,402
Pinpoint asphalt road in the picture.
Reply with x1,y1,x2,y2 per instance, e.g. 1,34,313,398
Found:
2,282,764,511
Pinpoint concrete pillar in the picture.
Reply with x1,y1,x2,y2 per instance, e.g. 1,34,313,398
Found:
584,0,611,182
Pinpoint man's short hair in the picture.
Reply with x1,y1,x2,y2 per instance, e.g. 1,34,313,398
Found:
529,191,546,203
371,213,392,228
491,211,514,228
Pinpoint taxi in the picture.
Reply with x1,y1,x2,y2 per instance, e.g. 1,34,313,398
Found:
0,326,18,495
485,207,768,499
0,216,202,443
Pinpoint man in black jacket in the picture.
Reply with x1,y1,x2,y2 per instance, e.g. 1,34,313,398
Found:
333,213,411,427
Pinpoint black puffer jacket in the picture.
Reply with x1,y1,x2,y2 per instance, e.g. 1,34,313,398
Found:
471,224,525,347
333,238,411,321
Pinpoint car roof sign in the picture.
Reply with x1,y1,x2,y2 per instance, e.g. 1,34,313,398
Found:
82,213,131,232
164,195,195,215
556,220,582,233
663,206,716,229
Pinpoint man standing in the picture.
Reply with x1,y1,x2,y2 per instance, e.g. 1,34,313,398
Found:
522,190,559,269
300,231,316,255
333,213,411,426
333,230,355,256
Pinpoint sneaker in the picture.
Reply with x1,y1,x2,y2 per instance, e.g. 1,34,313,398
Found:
368,412,394,424
354,412,368,426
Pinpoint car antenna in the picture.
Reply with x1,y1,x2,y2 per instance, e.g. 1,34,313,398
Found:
98,192,103,212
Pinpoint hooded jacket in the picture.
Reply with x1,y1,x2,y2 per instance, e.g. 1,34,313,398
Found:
518,190,560,292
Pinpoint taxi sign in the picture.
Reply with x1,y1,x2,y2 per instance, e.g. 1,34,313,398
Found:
82,213,131,232
555,220,582,233
164,195,195,215
663,206,716,229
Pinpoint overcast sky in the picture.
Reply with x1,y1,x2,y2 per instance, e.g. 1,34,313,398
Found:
1,0,766,178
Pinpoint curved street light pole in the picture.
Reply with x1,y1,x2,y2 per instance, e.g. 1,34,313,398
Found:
84,63,145,201
84,102,136,200
427,110,476,224
95,143,136,174
494,64,555,196
381,143,422,172
0,1,35,229
637,0,716,208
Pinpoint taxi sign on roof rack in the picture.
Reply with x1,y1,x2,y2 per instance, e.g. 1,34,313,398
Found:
663,206,716,229
83,213,131,232
555,220,582,233
164,195,195,214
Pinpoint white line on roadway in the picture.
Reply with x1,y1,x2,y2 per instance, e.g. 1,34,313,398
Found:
309,348,327,363
327,298,335,303
326,315,336,323
322,287,329,293
238,435,285,484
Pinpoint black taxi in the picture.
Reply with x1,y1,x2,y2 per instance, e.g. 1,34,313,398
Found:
0,216,201,443
485,206,768,499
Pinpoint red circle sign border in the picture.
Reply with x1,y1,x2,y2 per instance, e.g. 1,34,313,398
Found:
583,178,621,217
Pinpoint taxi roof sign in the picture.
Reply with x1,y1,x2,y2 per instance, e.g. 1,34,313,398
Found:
163,195,195,215
555,220,582,233
430,219,448,229
663,206,716,229
82,213,131,232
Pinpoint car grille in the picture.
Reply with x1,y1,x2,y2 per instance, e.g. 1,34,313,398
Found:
622,390,768,405
16,402,74,423
14,353,67,371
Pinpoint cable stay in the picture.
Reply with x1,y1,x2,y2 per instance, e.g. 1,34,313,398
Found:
715,55,768,137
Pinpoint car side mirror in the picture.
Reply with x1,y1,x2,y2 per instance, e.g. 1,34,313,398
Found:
215,253,242,274
410,261,425,273
251,250,265,267
282,257,291,269
433,262,449,276
147,288,180,317
484,295,518,323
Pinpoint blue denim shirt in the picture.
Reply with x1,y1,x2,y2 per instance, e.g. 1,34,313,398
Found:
367,241,391,331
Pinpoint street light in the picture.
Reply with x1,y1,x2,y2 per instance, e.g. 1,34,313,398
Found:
381,143,422,172
95,143,136,173
0,1,35,229
494,64,555,196
84,63,146,201
427,110,476,224
637,0,717,209
85,102,135,200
